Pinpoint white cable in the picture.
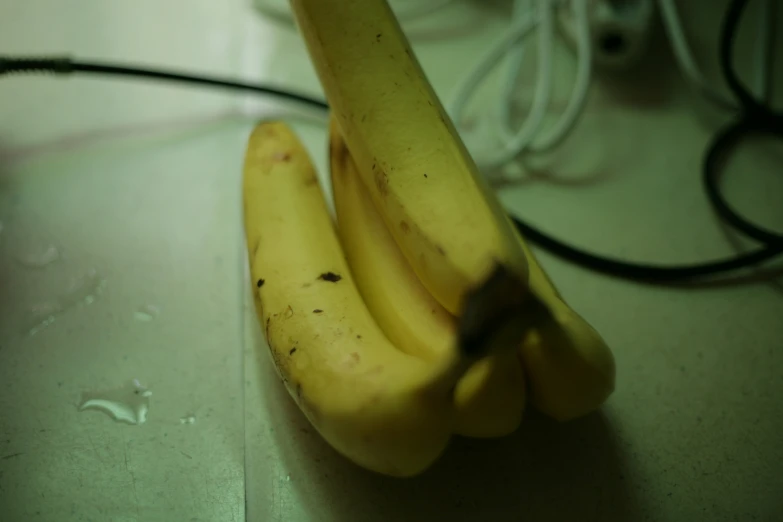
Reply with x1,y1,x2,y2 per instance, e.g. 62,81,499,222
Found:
657,0,736,110
495,0,536,135
447,14,540,135
489,0,554,163
448,2,553,169
528,0,591,151
452,0,593,168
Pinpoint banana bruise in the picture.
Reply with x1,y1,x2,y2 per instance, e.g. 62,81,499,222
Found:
289,0,529,315
329,118,526,438
243,122,474,477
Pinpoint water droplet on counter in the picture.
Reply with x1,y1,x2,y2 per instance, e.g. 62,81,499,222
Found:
78,379,151,425
21,269,106,336
25,301,63,336
28,315,56,336
286,475,291,482
134,304,160,322
179,414,196,425
16,244,60,268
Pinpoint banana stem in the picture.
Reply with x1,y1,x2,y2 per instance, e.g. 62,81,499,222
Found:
457,263,551,358
422,262,548,398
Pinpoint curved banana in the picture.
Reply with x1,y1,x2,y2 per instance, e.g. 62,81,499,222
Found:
243,122,529,476
289,0,528,315
329,119,526,438
512,227,616,421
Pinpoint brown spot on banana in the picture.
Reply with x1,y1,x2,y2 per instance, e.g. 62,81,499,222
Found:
304,174,318,187
318,272,342,282
265,317,271,341
399,221,410,233
329,128,352,181
374,168,389,196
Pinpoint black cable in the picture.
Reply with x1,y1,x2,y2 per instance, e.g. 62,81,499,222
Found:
0,2,780,284
719,0,783,125
701,0,783,248
0,56,329,111
510,0,783,282
703,119,783,248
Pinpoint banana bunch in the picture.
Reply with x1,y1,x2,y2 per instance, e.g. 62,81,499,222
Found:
241,0,616,477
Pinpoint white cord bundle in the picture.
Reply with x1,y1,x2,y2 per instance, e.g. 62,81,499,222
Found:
447,0,590,170
448,0,777,171
255,0,776,170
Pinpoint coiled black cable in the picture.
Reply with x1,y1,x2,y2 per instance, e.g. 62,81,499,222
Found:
0,0,779,284
508,0,783,282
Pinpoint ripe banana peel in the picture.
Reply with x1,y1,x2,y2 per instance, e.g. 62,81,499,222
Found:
241,0,617,477
329,118,527,438
287,0,615,422
289,0,529,316
243,122,532,477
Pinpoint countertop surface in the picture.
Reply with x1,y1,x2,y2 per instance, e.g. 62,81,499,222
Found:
1,1,781,521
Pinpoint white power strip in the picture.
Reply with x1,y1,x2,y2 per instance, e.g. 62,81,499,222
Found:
558,0,656,69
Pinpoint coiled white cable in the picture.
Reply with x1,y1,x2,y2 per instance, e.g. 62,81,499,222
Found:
527,0,591,152
448,1,552,169
495,0,548,141
449,0,591,169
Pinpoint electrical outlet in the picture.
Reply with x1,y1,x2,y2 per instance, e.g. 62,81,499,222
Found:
557,0,656,69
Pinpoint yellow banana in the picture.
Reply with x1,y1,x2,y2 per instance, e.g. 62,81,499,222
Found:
243,122,532,476
512,227,616,421
329,118,526,438
289,0,528,315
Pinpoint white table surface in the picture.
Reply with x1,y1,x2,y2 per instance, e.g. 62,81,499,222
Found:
1,1,781,521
